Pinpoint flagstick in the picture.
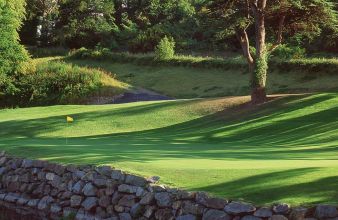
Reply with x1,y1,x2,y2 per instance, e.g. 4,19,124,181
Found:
66,122,68,145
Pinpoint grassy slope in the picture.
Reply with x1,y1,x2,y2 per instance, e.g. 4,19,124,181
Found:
1,93,338,205
35,57,131,103
67,58,338,98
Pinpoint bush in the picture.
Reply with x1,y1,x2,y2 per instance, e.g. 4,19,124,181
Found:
67,48,338,76
0,61,108,106
155,36,175,60
128,26,166,53
272,44,306,59
27,47,69,58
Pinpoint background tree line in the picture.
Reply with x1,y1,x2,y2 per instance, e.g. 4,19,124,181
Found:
20,0,338,54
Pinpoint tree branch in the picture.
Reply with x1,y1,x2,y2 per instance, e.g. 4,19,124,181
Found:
269,14,286,52
236,28,254,69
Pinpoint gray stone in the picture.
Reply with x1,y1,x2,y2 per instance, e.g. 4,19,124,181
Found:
224,202,256,215
82,171,96,181
111,170,125,181
273,204,290,214
177,190,196,200
96,166,112,177
290,207,308,220
155,192,172,207
0,157,7,166
4,193,20,203
99,195,111,208
46,172,56,181
136,187,146,197
111,191,121,204
147,176,160,183
182,201,204,215
74,170,86,179
114,205,125,213
241,215,262,220
118,195,136,207
21,159,33,168
119,213,132,220
37,196,53,210
315,205,338,219
94,178,107,188
20,173,30,183
0,167,7,175
177,214,197,220
72,180,85,194
149,184,166,192
118,184,138,194
16,197,29,205
155,208,174,220
82,183,98,196
0,151,6,157
254,207,273,218
0,193,6,200
140,192,154,205
125,174,147,187
130,203,145,218
82,197,98,211
143,205,156,218
197,194,227,209
269,215,289,220
27,199,39,208
203,209,231,220
71,195,83,207
50,203,62,213
63,207,78,218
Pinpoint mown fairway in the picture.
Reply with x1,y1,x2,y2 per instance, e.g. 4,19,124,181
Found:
1,93,338,205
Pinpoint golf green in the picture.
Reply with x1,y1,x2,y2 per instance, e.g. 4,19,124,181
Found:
1,93,338,205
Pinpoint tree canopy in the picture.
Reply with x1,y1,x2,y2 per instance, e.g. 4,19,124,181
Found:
0,0,30,95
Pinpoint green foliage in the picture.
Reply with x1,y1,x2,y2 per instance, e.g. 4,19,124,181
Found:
27,47,69,58
272,44,306,60
68,48,338,76
57,0,116,48
252,51,268,88
0,0,30,96
155,36,175,60
0,59,126,107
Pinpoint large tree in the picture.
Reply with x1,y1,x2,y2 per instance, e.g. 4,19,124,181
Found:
56,0,115,48
0,0,30,95
208,0,337,103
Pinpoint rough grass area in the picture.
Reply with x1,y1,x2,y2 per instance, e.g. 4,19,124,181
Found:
8,57,130,106
1,93,338,205
67,58,338,98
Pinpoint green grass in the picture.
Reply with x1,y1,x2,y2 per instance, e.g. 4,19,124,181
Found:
67,58,338,98
1,93,338,205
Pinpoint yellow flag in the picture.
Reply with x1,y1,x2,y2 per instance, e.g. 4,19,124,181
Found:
66,116,74,123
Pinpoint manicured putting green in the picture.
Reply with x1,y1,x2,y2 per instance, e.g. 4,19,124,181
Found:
1,93,338,205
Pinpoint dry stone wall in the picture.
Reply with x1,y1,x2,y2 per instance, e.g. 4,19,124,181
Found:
0,152,337,220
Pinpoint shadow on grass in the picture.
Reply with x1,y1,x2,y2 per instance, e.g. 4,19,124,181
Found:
1,93,338,204
1,93,338,162
193,167,338,205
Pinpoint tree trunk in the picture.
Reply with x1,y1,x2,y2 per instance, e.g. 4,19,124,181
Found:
250,0,268,104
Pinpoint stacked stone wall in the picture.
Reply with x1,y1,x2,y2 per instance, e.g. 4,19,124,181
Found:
0,152,337,220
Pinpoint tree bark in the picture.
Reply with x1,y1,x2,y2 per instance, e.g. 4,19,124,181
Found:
250,0,268,104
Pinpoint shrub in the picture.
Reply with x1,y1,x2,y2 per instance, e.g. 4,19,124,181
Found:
0,61,108,106
27,47,69,58
128,26,166,53
155,36,175,60
272,44,306,59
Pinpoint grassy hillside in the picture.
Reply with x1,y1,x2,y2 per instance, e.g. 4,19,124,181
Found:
1,93,338,205
67,58,338,98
